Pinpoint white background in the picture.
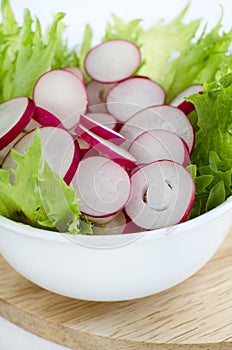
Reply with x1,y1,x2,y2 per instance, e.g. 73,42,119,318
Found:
1,0,232,349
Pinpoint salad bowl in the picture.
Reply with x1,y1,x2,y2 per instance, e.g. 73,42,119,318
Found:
0,197,231,301
0,0,231,302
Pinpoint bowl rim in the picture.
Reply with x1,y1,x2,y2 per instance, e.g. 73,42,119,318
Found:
0,195,231,244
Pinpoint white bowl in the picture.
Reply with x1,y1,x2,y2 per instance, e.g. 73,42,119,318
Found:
0,0,232,302
0,196,231,301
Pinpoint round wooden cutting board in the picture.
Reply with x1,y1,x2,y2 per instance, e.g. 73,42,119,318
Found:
0,229,232,350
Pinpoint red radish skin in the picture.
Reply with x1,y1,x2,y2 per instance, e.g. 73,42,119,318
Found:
84,40,141,83
120,105,194,153
106,76,166,123
128,129,190,167
3,127,80,185
86,112,117,130
170,84,202,107
93,211,127,235
33,69,87,129
64,66,84,82
79,114,126,145
0,132,25,166
33,107,62,128
24,119,41,132
76,124,137,170
0,97,35,151
86,80,115,113
72,156,131,218
125,160,195,230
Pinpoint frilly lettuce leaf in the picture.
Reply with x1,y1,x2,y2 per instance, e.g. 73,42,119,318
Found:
0,0,78,102
187,74,232,218
0,130,92,234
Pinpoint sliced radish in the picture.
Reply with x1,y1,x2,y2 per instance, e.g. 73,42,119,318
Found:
24,119,41,132
33,69,87,129
0,132,25,166
84,40,141,83
128,130,190,167
76,124,137,169
123,218,142,234
0,97,35,151
86,213,118,225
170,84,202,106
86,80,114,113
106,77,166,123
93,211,127,235
33,107,62,128
3,127,80,185
120,105,194,153
73,156,131,217
63,66,84,82
86,112,117,130
125,160,195,230
77,137,91,158
79,114,125,145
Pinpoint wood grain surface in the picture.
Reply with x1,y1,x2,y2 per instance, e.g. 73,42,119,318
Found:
0,229,232,350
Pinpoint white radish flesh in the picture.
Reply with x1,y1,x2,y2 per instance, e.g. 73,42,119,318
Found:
106,77,166,123
79,114,125,145
93,211,127,235
24,119,41,132
170,84,202,107
125,160,195,230
86,112,117,130
76,124,137,169
128,130,190,166
86,80,114,113
3,127,80,185
73,156,131,217
120,105,194,153
33,69,87,129
84,40,141,83
0,97,35,151
64,66,84,82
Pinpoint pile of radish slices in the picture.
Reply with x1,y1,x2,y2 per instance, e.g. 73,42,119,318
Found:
0,39,200,234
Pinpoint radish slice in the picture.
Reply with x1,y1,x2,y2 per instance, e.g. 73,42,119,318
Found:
84,40,141,83
3,127,80,185
93,211,127,235
33,107,62,128
76,124,137,169
106,77,166,123
0,97,35,151
24,119,41,132
128,130,190,167
79,114,125,145
125,160,195,230
64,66,84,82
33,69,87,129
86,80,114,113
73,156,131,217
170,84,202,107
86,213,118,225
0,132,25,166
86,112,117,130
120,105,194,153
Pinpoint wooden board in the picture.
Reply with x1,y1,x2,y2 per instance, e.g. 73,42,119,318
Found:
1,229,232,350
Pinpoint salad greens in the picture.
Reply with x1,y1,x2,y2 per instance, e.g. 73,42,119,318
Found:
0,0,231,231
0,130,92,234
0,0,77,103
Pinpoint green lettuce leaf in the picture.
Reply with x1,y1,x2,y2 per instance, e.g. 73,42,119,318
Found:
187,74,232,217
103,14,143,44
139,6,201,97
0,0,78,102
0,130,92,234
